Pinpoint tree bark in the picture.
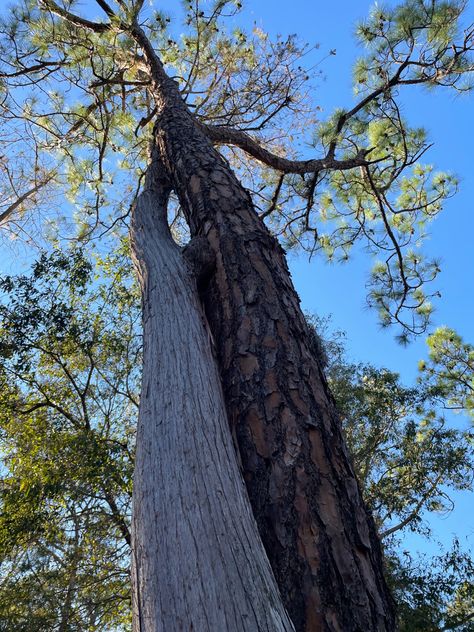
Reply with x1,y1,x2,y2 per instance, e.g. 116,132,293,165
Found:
130,27,396,631
130,154,295,632
143,92,396,632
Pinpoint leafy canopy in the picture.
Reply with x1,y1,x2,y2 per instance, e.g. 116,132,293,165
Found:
0,245,138,631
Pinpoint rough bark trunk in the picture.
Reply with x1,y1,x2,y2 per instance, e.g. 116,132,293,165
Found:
144,92,396,632
130,156,295,632
129,31,396,630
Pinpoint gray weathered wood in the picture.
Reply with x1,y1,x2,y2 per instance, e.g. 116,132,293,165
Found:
130,158,295,632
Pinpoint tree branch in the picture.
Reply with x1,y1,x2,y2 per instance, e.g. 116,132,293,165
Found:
38,0,111,33
103,490,131,547
380,473,444,538
0,60,65,79
0,173,55,226
203,123,375,174
94,0,116,19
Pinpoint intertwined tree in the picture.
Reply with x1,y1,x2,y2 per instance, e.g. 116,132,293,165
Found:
1,0,473,630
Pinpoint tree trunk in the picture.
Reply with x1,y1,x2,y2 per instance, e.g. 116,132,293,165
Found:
147,99,396,632
130,155,295,632
131,31,396,630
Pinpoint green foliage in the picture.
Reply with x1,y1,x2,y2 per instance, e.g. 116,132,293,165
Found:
356,1,473,91
419,326,474,418
325,352,473,538
0,244,139,630
0,261,472,627
389,543,474,631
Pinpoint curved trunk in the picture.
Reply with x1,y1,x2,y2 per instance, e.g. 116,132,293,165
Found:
129,32,396,629
130,157,294,632
147,97,396,632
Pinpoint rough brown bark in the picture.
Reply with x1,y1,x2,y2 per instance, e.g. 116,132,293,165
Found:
146,94,396,632
131,25,396,631
130,155,295,632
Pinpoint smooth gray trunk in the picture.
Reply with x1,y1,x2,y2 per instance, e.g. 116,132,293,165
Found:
130,161,294,632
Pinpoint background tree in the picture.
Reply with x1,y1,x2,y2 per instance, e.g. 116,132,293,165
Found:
0,0,473,630
419,327,474,419
389,544,474,631
313,316,474,631
1,255,472,630
0,247,137,630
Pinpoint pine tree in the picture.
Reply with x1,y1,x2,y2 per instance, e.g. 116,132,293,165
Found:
1,1,473,629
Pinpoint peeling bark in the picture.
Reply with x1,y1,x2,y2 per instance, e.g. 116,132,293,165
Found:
130,155,294,632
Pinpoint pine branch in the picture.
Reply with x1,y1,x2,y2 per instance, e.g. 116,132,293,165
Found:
38,0,111,33
0,60,65,79
203,123,376,174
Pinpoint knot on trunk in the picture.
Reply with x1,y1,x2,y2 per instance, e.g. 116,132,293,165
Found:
182,235,216,292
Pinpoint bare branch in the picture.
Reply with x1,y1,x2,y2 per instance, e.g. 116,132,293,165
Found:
0,60,65,79
38,0,111,33
380,473,444,538
204,124,375,174
259,173,285,220
0,172,55,226
95,0,116,20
